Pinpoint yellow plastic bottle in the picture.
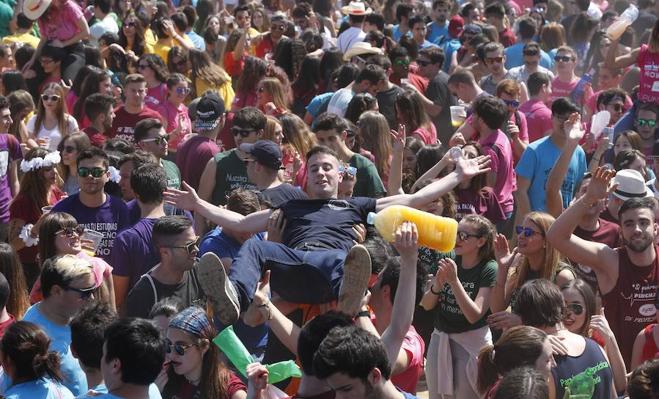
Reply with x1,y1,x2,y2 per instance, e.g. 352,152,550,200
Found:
367,205,458,252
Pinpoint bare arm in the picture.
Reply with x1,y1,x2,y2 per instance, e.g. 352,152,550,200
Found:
62,16,91,47
409,151,453,193
605,39,639,70
8,218,26,252
233,30,247,61
8,160,18,196
420,270,444,310
489,235,516,313
387,126,406,196
513,176,531,232
546,114,583,218
112,275,130,310
441,258,491,324
195,159,217,234
630,328,647,370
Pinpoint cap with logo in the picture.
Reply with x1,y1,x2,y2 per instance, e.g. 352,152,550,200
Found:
195,92,225,132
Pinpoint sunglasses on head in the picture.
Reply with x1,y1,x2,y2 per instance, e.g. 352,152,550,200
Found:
56,225,86,237
141,135,169,145
63,145,77,153
503,99,520,108
41,94,60,102
565,303,584,316
65,284,96,299
78,167,107,178
515,225,542,237
457,231,481,241
554,55,573,63
339,165,357,177
486,56,503,64
166,237,200,255
232,127,256,137
638,118,657,128
165,339,198,356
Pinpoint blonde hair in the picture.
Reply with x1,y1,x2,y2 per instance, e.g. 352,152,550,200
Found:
41,255,94,298
512,212,562,289
263,116,282,143
358,111,392,180
259,77,290,111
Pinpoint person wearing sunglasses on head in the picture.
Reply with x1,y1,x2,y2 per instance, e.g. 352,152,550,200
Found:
489,211,575,331
156,74,192,159
124,216,206,319
22,254,103,396
161,306,247,399
134,118,181,190
420,215,499,399
51,148,130,263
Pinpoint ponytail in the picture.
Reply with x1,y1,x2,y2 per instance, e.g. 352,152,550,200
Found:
33,351,63,382
477,345,499,394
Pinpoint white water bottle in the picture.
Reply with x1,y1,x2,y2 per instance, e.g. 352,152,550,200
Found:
606,5,639,40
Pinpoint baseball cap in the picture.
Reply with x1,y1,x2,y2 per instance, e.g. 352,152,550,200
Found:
240,140,283,170
194,92,225,131
463,24,483,36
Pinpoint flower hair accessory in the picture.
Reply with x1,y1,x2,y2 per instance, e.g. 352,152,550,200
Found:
20,151,61,173
108,166,121,183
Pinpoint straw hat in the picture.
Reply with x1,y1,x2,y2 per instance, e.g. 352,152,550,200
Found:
341,1,373,15
23,0,52,20
612,169,653,201
343,41,383,61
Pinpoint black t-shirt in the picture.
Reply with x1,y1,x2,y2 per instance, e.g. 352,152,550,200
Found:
377,85,405,129
426,70,457,146
280,197,377,252
124,268,205,318
261,183,307,208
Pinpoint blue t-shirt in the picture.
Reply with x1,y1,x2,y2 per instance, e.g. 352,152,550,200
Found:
23,304,88,396
52,194,130,262
442,38,461,72
5,378,74,399
199,229,268,354
515,136,587,211
426,21,448,44
504,43,553,70
77,383,162,398
392,24,411,42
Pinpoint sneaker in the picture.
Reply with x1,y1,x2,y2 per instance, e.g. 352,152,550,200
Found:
338,244,372,317
196,252,240,325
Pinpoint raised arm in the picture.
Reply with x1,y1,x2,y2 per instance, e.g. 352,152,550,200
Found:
546,113,583,218
409,149,454,193
387,125,406,196
488,234,517,313
605,38,640,70
165,181,270,233
377,154,491,211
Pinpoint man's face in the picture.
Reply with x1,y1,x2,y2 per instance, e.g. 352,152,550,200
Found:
355,80,380,96
78,156,109,196
235,10,251,29
411,22,426,42
119,162,135,200
392,56,410,77
552,112,570,135
325,372,378,399
554,50,576,74
294,15,310,30
523,51,540,70
101,343,121,392
315,129,344,153
434,5,450,23
485,13,501,26
597,67,619,90
165,227,199,271
416,56,438,79
232,125,261,148
635,110,658,141
620,208,657,253
467,8,480,23
139,127,169,159
0,107,12,133
103,107,116,131
124,82,146,108
305,152,342,199
270,20,286,39
604,99,625,124
484,49,504,74
40,56,60,74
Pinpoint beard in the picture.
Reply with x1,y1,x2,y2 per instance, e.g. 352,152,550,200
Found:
622,233,654,253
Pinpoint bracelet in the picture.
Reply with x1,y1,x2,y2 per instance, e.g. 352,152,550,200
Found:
430,285,441,295
356,310,370,318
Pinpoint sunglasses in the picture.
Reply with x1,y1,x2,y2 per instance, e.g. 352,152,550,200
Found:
56,225,86,237
231,127,256,137
175,86,190,95
416,59,432,67
394,59,410,66
339,165,357,177
565,303,584,316
138,63,150,70
554,55,573,63
165,339,198,356
167,237,200,255
78,167,107,178
63,145,77,153
141,135,169,145
272,24,286,31
486,56,503,64
40,58,54,65
523,51,539,57
515,225,542,237
41,94,60,102
457,231,481,241
124,21,137,27
638,118,657,128
503,99,520,108
65,285,96,299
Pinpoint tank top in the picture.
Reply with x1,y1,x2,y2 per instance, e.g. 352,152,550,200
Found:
602,246,658,367
641,324,659,364
551,337,614,399
637,44,659,104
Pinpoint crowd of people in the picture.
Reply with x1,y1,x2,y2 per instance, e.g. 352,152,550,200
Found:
0,0,657,396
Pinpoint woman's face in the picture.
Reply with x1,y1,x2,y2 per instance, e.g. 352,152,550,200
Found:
534,337,556,376
166,328,205,379
99,77,113,96
41,165,57,185
208,17,220,34
61,138,79,166
613,135,632,156
253,11,264,29
516,217,546,255
462,145,479,160
403,148,417,171
256,83,272,106
40,56,59,75
562,287,587,334
137,60,155,80
272,124,284,145
454,220,482,256
123,18,137,37
54,224,83,254
169,81,190,104
171,56,189,74
41,89,60,111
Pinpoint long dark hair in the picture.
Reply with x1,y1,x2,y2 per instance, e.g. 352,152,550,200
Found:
561,279,596,337
139,54,170,83
1,321,63,383
37,212,79,268
236,56,267,94
1,71,27,95
13,148,55,210
0,243,29,319
395,89,431,132
73,66,112,120
118,13,146,57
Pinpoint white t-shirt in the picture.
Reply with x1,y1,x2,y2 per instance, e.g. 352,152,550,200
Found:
27,114,78,152
90,15,119,45
336,26,366,53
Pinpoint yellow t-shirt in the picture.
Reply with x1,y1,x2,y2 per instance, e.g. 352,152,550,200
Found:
195,76,235,109
151,36,194,65
2,32,40,49
144,28,157,53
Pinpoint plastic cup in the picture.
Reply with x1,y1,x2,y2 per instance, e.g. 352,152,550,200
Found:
450,105,467,128
81,230,104,257
37,137,51,149
41,206,53,215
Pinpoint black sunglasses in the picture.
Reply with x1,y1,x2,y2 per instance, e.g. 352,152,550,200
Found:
523,50,539,56
457,231,481,241
63,145,77,153
65,285,96,299
78,167,107,178
565,303,584,316
554,55,573,62
231,127,256,137
141,135,169,145
124,21,137,27
166,237,200,255
165,339,198,356
56,225,86,237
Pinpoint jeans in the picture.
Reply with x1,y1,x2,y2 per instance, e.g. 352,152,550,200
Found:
230,239,347,309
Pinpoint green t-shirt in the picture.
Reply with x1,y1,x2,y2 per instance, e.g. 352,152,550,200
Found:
418,247,455,275
349,154,385,198
210,149,256,206
433,258,497,334
0,2,12,38
161,159,181,189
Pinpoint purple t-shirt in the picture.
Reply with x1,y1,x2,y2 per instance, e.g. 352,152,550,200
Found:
111,217,160,291
0,134,21,223
51,194,130,261
478,130,515,214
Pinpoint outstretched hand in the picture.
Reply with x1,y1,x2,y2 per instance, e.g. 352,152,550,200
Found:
493,234,517,270
564,112,584,143
584,167,617,203
164,181,200,211
391,124,407,152
455,155,491,180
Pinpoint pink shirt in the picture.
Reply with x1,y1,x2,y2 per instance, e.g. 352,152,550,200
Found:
157,100,191,150
637,44,659,104
412,124,438,145
550,76,579,103
37,0,84,42
519,99,553,143
145,83,167,109
391,326,425,394
479,129,515,214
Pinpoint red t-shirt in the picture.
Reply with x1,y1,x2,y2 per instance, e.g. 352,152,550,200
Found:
167,371,245,399
391,326,425,394
0,315,15,339
519,99,553,143
255,35,275,58
109,106,163,144
637,44,659,104
176,135,220,191
224,51,245,79
82,126,107,148
641,324,659,364
572,218,620,293
499,28,516,48
454,187,506,224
